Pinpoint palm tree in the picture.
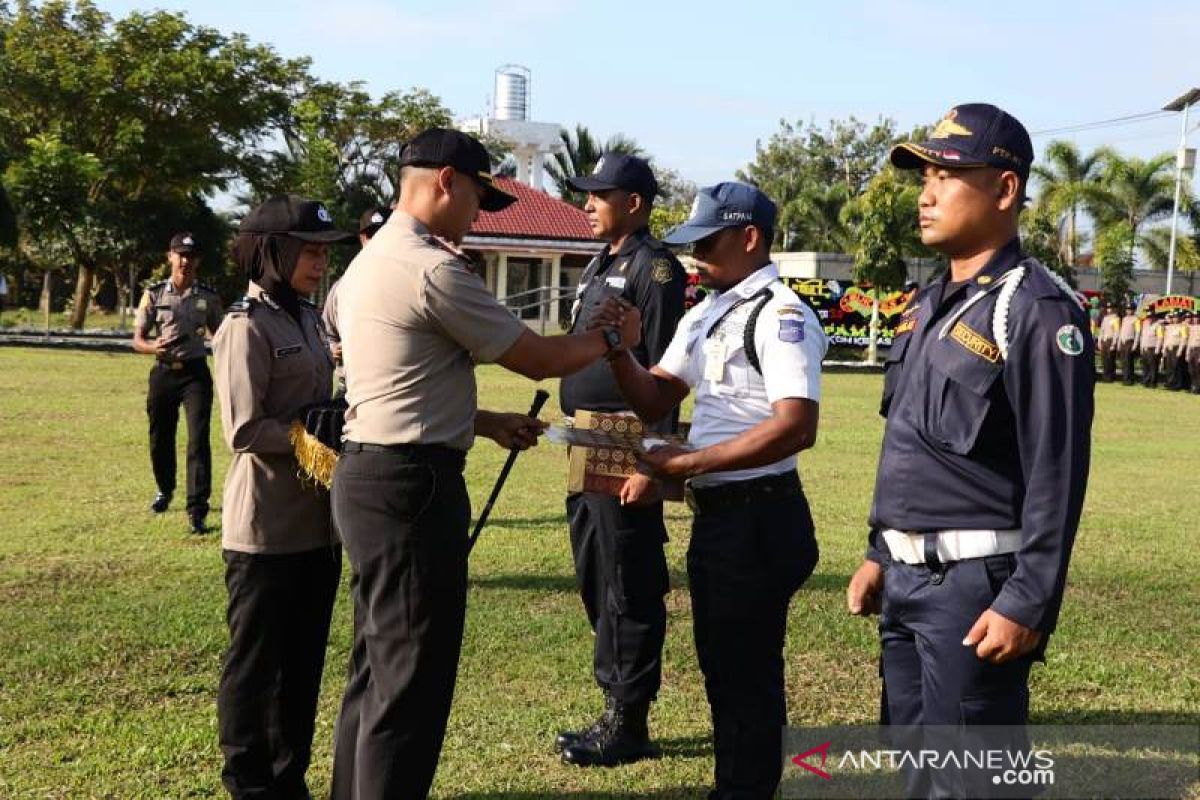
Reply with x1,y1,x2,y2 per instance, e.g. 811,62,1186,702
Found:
545,125,644,207
1085,150,1177,261
1140,225,1200,273
1029,140,1102,267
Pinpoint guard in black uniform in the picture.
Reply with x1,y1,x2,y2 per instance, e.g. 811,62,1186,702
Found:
847,104,1094,798
557,154,687,767
132,232,224,533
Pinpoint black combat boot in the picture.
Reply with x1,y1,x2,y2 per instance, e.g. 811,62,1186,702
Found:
150,492,171,513
554,692,615,753
560,700,659,767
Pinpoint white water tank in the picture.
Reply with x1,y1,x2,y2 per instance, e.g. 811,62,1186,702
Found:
494,65,530,121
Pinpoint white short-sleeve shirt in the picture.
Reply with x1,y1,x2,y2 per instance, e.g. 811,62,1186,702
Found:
657,263,826,487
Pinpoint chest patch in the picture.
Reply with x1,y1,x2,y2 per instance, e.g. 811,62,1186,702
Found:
950,321,1000,363
651,259,673,284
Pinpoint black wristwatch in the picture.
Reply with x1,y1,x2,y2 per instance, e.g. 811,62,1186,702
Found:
601,326,622,352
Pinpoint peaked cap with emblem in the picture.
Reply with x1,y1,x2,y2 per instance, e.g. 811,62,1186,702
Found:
398,127,517,212
567,153,658,199
238,194,355,243
891,103,1033,180
358,206,393,235
169,232,200,253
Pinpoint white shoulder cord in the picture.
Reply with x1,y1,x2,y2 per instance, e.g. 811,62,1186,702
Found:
938,262,1085,362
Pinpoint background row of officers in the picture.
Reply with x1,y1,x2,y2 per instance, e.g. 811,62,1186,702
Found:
1096,304,1200,392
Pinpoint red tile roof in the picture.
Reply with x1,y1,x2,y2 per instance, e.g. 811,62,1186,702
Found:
471,177,598,241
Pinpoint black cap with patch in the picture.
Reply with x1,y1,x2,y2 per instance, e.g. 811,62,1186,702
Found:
358,206,392,236
891,103,1034,180
567,153,658,199
398,127,517,212
169,232,200,253
238,195,355,243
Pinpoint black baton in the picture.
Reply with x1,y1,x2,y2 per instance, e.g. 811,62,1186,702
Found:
468,389,550,553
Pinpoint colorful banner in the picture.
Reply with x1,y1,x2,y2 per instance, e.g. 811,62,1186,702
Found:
784,278,916,348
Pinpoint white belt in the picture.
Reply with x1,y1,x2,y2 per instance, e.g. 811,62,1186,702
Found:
882,529,1022,565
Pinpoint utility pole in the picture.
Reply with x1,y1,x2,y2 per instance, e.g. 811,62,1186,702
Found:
1162,88,1200,296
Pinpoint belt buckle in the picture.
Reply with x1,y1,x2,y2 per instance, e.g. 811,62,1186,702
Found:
170,361,184,370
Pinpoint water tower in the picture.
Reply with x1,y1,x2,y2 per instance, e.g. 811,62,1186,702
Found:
461,65,563,190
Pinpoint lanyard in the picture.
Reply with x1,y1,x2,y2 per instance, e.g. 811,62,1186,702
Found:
705,286,773,339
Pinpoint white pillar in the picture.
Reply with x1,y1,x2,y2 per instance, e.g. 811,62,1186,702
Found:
496,252,509,301
1166,101,1192,296
549,254,562,324
531,153,545,190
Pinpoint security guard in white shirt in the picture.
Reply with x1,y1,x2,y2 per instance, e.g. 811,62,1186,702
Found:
598,182,826,800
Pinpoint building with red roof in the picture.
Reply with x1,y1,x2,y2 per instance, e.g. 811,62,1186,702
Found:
462,177,602,328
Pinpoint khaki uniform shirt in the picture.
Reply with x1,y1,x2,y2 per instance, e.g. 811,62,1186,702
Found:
1118,314,1138,345
1138,318,1159,352
135,278,223,361
213,283,335,554
338,212,526,451
321,278,344,385
1098,312,1120,347
1186,322,1200,355
1163,322,1185,353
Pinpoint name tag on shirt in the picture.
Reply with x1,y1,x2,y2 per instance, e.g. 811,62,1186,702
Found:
275,344,302,358
196,298,207,311
604,275,627,291
703,339,727,383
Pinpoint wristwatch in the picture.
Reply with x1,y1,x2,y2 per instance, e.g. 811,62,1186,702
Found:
602,326,622,352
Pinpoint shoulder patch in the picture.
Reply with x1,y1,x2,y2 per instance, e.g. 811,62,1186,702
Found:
227,296,257,315
778,316,805,343
1055,324,1085,356
950,321,1000,363
651,258,674,284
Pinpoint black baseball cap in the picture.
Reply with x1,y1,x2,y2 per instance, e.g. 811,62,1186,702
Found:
662,182,777,245
169,232,200,253
398,127,517,212
238,195,355,243
891,103,1034,180
358,206,392,235
567,153,658,199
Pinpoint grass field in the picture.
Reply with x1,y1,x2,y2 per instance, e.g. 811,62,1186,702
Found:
0,347,1197,798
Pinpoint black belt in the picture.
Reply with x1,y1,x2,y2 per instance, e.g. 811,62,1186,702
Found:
156,357,206,371
342,441,466,472
685,471,801,515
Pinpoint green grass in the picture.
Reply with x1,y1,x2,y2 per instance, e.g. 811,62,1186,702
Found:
0,348,1196,798
0,306,133,331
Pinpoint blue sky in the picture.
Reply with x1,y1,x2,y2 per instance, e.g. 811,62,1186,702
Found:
96,0,1199,187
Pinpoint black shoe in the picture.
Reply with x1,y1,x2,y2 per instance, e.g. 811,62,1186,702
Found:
150,492,171,513
561,702,659,767
188,512,207,534
555,693,616,753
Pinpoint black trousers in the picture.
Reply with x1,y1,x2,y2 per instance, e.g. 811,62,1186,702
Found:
218,546,341,800
1099,345,1116,381
566,492,669,706
687,486,818,800
147,359,212,513
879,554,1036,798
330,445,469,800
1141,349,1160,387
1119,342,1136,384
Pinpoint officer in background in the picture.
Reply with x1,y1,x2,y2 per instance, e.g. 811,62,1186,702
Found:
1097,300,1119,381
1141,312,1165,387
212,195,352,800
846,104,1094,798
555,154,687,767
132,232,224,533
1186,310,1200,394
597,182,826,800
1162,311,1186,390
330,128,642,800
1118,304,1138,385
322,206,392,396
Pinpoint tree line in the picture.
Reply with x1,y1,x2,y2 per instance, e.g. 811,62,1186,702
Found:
2,1,1196,330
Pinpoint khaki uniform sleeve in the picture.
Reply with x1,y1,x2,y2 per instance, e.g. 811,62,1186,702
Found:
134,290,155,337
213,317,294,455
423,259,525,363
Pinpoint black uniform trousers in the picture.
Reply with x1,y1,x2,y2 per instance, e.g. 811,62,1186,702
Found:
218,546,341,800
686,481,819,800
879,553,1036,799
566,492,668,706
330,444,469,800
1099,345,1117,382
1119,342,1136,384
1141,349,1160,387
147,359,213,513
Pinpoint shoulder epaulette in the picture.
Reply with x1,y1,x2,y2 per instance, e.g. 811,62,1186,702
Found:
299,297,317,309
227,296,257,314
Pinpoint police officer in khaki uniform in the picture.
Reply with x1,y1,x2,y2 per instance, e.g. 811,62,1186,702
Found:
1162,311,1187,390
1097,301,1120,381
1118,305,1138,385
1186,311,1200,394
322,206,391,396
1138,312,1161,387
132,232,223,532
212,195,354,800
330,128,642,800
